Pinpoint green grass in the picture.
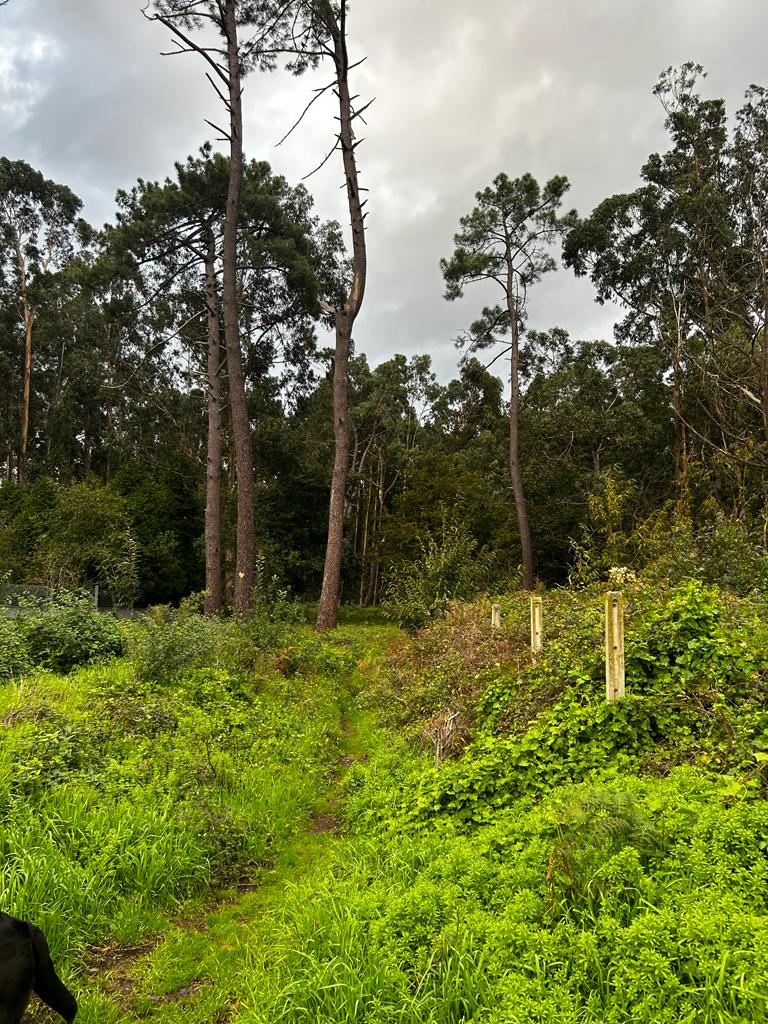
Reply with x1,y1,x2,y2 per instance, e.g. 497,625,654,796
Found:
9,582,768,1023
0,622,398,992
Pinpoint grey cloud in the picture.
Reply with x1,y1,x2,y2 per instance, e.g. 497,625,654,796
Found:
3,0,768,382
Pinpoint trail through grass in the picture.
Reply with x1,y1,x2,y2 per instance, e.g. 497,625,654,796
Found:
63,705,373,1024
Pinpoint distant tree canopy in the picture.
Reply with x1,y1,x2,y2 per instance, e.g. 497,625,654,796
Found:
3,65,768,607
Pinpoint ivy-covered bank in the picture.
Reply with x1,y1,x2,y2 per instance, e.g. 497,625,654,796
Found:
245,577,768,1024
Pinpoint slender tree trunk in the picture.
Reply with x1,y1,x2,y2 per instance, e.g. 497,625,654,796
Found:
83,422,91,476
222,0,255,614
15,237,33,484
506,275,534,590
316,2,368,630
363,455,383,606
317,315,352,626
358,477,370,605
760,288,768,446
20,309,33,483
204,229,223,615
671,337,688,488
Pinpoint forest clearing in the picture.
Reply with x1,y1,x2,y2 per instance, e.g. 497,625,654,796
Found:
3,577,768,1023
3,1,768,1021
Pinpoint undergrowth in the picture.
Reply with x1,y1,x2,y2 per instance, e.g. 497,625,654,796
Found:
236,576,768,1024
0,613,387,976
6,575,768,1024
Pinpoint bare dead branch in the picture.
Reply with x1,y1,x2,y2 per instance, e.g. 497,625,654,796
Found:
204,118,232,141
350,97,375,123
302,137,341,180
205,71,232,110
275,78,336,147
143,6,230,86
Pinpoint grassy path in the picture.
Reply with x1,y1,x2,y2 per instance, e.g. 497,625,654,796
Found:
67,704,369,1024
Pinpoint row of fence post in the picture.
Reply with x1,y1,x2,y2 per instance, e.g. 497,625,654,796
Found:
491,591,626,702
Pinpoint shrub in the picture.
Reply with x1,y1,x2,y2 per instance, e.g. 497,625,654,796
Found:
32,480,138,605
126,612,223,685
21,593,122,673
384,514,497,630
0,618,30,680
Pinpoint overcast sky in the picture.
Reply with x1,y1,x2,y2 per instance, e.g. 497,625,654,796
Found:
2,0,767,382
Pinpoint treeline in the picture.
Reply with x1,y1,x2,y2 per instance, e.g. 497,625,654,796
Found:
1,62,768,608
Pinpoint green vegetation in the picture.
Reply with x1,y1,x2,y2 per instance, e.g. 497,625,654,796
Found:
5,66,768,612
3,576,768,1023
3,7,768,1020
0,592,123,678
0,610,394,984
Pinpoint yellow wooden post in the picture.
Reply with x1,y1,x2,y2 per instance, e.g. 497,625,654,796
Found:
530,595,543,657
605,591,625,701
491,603,501,629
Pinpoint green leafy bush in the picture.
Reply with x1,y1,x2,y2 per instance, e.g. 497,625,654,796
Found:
276,633,357,678
20,593,122,673
0,618,30,680
126,610,222,685
384,513,497,629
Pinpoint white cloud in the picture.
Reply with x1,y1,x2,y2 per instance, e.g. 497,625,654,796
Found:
0,31,59,133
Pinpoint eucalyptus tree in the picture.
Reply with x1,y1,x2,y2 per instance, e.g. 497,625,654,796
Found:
441,172,575,590
0,158,87,482
564,65,757,481
732,85,768,444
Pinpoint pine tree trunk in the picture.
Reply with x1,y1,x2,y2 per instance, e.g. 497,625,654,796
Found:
15,237,33,484
19,309,33,484
760,290,768,446
204,229,223,615
507,279,534,590
222,0,255,614
317,314,351,628
316,2,368,630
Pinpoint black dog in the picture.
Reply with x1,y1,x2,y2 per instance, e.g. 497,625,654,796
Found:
0,912,77,1024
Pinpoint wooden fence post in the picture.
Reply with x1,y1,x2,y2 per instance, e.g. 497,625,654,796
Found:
605,591,625,702
491,603,501,629
530,595,543,658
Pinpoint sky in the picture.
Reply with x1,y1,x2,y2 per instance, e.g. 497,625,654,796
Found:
2,0,768,383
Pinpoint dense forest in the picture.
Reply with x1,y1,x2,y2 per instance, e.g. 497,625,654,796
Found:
2,48,768,618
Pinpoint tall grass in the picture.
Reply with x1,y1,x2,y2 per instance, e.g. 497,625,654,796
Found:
231,765,768,1024
0,620,366,966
